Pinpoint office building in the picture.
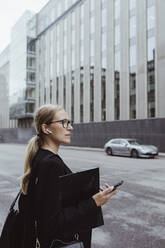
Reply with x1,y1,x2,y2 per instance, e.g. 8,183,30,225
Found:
33,0,165,123
0,46,10,128
9,11,35,127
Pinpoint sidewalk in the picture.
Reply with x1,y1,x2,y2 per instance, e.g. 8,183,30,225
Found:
61,145,165,157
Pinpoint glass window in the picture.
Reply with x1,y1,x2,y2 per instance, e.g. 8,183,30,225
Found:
56,77,59,104
63,0,69,11
102,56,106,69
101,0,107,9
57,1,62,17
147,6,155,30
80,67,84,122
129,0,136,10
102,32,106,51
129,70,136,119
56,24,60,40
129,8,136,17
80,45,84,65
80,5,84,67
130,45,136,67
90,0,95,12
72,50,75,69
148,36,155,61
101,68,106,121
115,25,120,45
115,51,120,71
147,28,155,38
90,16,95,34
71,11,75,28
90,14,95,66
90,39,95,57
80,24,84,40
130,16,136,38
147,0,155,7
64,18,67,35
64,54,67,72
102,8,107,27
72,29,75,46
80,3,84,19
129,37,136,46
147,35,155,117
71,71,75,122
63,75,66,109
57,58,60,75
90,70,94,122
115,0,120,20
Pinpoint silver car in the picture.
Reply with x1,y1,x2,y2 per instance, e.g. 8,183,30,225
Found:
104,138,159,158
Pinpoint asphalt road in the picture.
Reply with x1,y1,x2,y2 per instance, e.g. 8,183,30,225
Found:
0,143,165,248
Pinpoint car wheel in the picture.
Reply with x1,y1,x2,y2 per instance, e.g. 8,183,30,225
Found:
131,149,139,158
106,147,113,156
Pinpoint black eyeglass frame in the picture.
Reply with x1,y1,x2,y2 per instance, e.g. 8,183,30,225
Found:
47,119,73,129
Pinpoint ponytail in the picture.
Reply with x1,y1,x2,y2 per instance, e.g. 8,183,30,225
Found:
21,104,63,194
22,135,39,194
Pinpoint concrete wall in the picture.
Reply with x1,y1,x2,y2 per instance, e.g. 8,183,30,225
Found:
0,118,165,152
0,128,36,144
71,118,165,152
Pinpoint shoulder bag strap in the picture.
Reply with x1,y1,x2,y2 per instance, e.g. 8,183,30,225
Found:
10,189,22,211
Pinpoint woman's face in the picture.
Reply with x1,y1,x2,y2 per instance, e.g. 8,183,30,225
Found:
47,109,73,145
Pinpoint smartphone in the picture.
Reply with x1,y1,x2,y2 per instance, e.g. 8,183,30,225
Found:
111,180,124,191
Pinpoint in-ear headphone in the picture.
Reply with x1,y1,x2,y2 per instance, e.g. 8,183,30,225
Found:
46,128,52,134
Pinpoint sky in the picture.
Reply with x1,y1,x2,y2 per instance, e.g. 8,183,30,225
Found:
0,0,49,54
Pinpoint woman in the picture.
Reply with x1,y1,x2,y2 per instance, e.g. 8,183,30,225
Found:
19,104,117,248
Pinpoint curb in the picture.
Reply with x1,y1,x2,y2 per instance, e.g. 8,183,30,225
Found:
61,145,103,152
61,146,165,157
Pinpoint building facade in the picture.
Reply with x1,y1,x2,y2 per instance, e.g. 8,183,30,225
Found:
0,46,10,128
9,10,36,127
34,0,165,123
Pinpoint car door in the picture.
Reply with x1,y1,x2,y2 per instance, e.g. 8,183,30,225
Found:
112,139,122,155
119,140,130,156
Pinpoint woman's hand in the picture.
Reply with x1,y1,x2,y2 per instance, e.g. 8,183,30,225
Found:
92,183,117,207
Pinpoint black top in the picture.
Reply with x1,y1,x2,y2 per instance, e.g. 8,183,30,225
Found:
19,148,103,248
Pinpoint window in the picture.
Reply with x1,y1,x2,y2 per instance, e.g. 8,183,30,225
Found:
147,0,155,118
115,0,120,20
115,25,120,45
130,16,136,38
147,6,155,30
129,0,136,10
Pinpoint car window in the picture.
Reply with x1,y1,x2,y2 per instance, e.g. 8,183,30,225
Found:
111,140,120,144
128,140,140,145
121,140,127,145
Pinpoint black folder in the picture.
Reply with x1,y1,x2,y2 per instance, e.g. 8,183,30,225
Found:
59,167,104,230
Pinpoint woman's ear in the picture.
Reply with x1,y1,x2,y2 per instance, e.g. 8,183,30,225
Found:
41,124,48,134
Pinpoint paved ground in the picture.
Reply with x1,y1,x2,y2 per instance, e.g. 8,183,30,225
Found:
0,143,165,248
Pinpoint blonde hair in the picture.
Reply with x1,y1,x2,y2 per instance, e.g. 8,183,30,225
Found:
22,104,63,194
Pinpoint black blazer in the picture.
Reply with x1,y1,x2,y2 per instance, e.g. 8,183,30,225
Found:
19,148,103,248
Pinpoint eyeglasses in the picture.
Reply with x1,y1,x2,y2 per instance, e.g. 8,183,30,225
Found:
47,119,73,129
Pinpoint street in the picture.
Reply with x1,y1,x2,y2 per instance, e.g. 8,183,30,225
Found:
0,143,165,248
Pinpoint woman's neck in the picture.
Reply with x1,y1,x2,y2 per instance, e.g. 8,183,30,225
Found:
41,143,59,155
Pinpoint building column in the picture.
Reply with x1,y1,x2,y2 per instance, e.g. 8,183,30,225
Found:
35,39,40,109
155,0,165,117
136,0,148,119
106,0,115,121
120,0,129,120
40,35,46,105
45,30,50,104
74,7,81,123
58,22,64,107
52,28,57,105
66,14,72,118
83,0,90,122
94,0,101,122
